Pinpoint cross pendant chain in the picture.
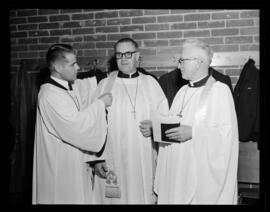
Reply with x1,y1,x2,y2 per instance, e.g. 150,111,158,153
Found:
178,87,199,119
131,110,136,119
67,91,80,111
121,77,139,120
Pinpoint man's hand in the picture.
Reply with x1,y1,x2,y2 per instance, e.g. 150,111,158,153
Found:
139,120,153,137
98,92,113,108
165,125,192,142
94,161,108,179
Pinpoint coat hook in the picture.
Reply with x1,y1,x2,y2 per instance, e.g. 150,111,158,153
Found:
93,58,99,66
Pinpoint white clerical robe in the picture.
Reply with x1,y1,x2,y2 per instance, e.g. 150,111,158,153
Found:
154,78,239,204
92,72,168,204
75,77,97,110
32,78,107,204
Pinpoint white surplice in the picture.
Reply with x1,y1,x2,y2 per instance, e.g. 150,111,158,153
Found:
75,77,97,110
92,72,168,204
154,77,239,204
32,77,107,204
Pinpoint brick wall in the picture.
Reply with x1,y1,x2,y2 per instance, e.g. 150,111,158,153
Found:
9,9,260,88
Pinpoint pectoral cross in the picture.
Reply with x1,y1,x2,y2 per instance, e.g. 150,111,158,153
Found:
131,110,136,119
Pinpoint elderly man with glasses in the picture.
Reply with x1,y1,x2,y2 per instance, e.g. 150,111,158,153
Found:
153,39,239,204
90,38,168,204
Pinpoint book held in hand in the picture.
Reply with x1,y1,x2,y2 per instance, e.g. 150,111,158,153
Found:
151,112,181,143
161,123,180,143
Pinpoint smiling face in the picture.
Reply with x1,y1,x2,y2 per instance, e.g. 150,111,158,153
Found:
115,41,139,74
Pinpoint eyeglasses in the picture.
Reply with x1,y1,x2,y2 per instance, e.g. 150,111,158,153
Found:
178,58,202,65
115,51,137,59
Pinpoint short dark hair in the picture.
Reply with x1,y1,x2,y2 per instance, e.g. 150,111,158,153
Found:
113,37,138,51
46,43,76,70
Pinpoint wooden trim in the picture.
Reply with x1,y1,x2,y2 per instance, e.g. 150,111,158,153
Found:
211,51,259,67
140,51,259,68
238,141,260,184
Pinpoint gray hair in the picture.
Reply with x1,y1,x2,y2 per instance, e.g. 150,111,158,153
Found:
114,37,139,51
182,39,214,64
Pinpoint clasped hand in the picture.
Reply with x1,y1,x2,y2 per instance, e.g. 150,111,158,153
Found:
98,92,113,108
139,120,152,137
165,125,192,142
94,161,108,179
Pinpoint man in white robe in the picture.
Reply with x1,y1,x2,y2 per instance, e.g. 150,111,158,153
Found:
92,38,168,204
32,44,112,204
152,39,239,204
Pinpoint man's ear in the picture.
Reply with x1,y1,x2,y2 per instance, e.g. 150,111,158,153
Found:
53,62,62,74
135,52,140,62
135,52,141,67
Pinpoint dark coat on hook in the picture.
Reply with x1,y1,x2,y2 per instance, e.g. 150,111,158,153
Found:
77,68,107,84
233,59,260,146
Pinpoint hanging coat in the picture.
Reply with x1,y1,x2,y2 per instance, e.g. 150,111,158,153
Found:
9,60,38,203
233,59,260,146
77,68,107,84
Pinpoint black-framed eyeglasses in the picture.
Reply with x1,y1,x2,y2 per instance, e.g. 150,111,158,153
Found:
178,58,201,65
115,51,137,59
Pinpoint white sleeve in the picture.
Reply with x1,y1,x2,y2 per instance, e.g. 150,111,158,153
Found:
39,88,107,152
147,75,169,115
84,79,109,162
74,77,97,109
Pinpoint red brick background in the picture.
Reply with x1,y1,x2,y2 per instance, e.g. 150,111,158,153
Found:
9,9,260,88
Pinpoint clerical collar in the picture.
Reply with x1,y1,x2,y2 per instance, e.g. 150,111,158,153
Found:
118,71,139,78
46,76,73,91
188,75,210,87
